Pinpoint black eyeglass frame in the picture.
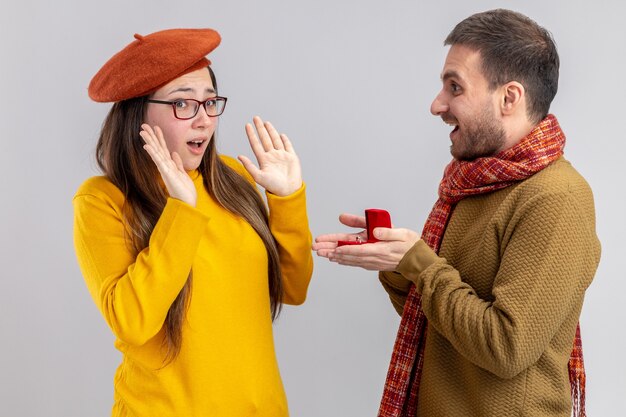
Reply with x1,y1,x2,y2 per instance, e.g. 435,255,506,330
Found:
147,96,228,120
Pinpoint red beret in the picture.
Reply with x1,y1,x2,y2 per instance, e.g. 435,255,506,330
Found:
88,28,221,102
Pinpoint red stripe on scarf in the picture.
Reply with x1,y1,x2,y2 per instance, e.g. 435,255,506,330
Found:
377,114,586,417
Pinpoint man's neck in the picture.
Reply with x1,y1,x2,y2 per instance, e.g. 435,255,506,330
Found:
499,115,537,153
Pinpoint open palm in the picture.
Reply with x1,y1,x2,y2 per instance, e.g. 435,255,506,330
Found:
238,116,302,196
139,124,197,207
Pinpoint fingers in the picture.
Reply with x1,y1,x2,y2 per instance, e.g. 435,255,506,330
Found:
237,155,261,181
314,233,354,243
141,124,165,151
247,116,287,153
371,227,393,241
372,227,420,243
327,245,390,271
333,242,385,256
314,231,407,271
312,240,338,259
140,125,166,155
139,123,155,140
315,249,335,258
252,116,276,152
153,125,167,151
262,119,285,150
244,123,266,159
339,213,367,229
171,152,185,173
138,124,197,206
312,241,338,250
281,133,295,153
139,124,157,151
140,124,171,171
313,213,366,249
321,230,419,271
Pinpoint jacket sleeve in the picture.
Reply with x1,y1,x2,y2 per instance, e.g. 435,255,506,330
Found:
266,185,314,305
396,188,600,379
379,271,412,316
73,185,210,346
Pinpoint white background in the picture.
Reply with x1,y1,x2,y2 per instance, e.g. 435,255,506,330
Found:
1,0,624,416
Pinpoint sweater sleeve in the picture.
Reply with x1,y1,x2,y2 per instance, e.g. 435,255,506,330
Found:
220,155,313,305
266,185,314,305
73,182,210,346
379,271,412,316
396,188,600,379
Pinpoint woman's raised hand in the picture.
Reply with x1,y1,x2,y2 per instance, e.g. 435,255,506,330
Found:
238,116,302,196
139,124,197,207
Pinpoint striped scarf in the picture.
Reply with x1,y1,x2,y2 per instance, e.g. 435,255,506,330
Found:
377,114,586,417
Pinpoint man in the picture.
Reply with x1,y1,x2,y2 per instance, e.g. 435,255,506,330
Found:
313,9,600,417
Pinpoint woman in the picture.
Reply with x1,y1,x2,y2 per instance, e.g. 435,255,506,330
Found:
73,28,313,417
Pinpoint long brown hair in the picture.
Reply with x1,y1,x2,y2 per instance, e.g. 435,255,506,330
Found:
96,67,282,364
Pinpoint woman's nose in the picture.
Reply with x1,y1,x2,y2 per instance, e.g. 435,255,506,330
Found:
192,106,214,128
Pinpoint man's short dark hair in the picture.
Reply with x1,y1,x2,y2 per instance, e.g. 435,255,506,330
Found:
445,9,559,124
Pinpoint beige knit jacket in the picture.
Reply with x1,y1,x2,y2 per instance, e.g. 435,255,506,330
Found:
379,158,601,417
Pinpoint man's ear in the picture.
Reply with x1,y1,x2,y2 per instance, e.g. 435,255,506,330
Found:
500,81,525,115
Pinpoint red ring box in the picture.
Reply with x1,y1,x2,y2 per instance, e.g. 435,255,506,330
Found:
337,209,391,246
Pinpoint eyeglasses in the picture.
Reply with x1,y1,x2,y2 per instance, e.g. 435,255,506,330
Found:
148,96,228,120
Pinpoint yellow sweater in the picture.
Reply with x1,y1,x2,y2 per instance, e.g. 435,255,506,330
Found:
380,158,600,416
73,156,313,417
